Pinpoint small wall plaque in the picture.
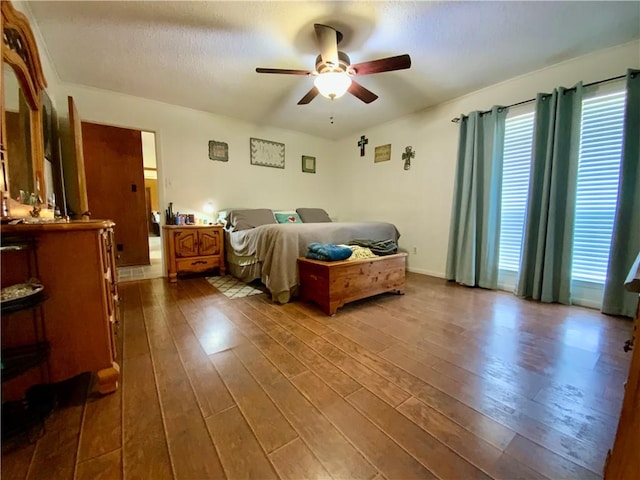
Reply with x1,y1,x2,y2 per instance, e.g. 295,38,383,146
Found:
302,155,316,173
374,144,391,163
209,141,228,162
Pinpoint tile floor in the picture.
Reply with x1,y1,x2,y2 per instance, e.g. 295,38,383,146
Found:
116,235,163,282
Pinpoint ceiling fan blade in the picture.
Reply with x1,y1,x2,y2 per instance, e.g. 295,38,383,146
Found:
350,54,412,76
297,87,319,105
256,67,311,75
348,80,378,104
314,24,339,67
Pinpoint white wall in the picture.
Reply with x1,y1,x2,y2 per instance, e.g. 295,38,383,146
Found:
335,40,640,277
49,83,340,223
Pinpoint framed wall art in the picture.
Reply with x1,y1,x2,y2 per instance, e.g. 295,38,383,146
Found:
250,137,285,169
208,140,228,162
374,144,392,163
302,155,316,173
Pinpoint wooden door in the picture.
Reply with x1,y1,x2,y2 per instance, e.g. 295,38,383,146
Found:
81,122,149,266
198,229,221,256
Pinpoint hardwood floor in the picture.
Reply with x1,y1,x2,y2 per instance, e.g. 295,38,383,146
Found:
1,273,632,479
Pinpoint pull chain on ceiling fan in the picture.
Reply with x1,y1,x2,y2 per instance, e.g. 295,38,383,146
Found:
256,24,411,105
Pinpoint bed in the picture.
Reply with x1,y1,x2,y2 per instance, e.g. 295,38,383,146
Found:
223,208,400,303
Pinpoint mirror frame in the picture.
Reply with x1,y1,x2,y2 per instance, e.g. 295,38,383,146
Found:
1,0,47,208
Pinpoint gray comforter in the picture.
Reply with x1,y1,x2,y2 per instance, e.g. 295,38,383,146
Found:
226,222,400,303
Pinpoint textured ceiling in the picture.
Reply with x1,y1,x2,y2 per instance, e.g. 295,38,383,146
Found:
27,1,640,140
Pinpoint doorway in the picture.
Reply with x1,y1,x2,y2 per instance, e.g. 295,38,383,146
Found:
135,131,163,280
112,131,163,282
81,123,163,280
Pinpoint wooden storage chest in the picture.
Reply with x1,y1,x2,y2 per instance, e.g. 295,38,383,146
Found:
298,253,407,315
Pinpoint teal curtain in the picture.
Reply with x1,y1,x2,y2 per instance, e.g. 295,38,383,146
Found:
446,106,507,288
602,69,640,317
516,84,583,303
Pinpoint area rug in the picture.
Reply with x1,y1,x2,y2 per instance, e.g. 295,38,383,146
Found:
206,275,267,299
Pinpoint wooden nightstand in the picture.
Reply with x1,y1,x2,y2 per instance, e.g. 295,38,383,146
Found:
163,225,226,283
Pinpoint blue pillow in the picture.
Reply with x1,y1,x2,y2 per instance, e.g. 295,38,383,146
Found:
274,212,302,224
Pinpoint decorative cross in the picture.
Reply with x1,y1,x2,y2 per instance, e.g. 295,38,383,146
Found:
358,135,368,157
402,146,415,171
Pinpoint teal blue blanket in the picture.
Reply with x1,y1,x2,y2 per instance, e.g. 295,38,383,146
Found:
305,242,353,261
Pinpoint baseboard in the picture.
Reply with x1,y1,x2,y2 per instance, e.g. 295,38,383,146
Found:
406,267,445,278
419,270,604,310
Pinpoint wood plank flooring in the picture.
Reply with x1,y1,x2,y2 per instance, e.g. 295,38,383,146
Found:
1,273,632,479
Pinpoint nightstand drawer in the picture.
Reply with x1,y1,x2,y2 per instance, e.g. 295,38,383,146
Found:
176,256,221,274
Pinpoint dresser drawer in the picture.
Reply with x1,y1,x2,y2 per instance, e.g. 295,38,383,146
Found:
176,256,221,274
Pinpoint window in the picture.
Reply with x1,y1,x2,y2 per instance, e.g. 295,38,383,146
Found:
498,112,535,274
497,85,626,303
571,90,626,283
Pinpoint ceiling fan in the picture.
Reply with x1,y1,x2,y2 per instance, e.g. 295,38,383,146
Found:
255,24,411,105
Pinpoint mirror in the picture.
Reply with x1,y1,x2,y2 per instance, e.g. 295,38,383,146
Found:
2,0,53,218
3,62,35,203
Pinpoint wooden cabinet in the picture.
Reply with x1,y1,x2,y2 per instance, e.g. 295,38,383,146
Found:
0,220,120,399
163,225,226,283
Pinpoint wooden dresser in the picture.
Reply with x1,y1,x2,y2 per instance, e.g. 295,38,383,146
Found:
1,220,119,399
163,225,225,283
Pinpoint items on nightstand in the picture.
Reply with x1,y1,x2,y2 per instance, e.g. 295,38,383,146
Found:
165,202,197,225
165,202,175,225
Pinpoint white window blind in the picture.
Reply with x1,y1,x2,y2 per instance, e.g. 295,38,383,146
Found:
498,112,535,272
571,90,626,283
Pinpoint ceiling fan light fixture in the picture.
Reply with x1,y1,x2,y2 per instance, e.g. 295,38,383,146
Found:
314,72,352,100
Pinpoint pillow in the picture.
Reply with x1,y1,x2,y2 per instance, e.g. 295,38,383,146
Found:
216,209,234,224
296,208,332,223
274,212,302,224
226,209,276,231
